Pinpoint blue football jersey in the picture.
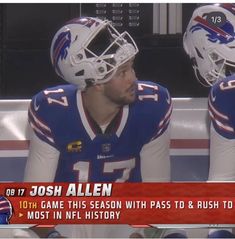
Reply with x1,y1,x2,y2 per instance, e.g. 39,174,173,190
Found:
28,80,172,182
209,75,235,139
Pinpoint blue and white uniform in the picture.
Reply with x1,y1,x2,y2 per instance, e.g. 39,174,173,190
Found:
25,80,172,183
23,80,172,238
208,75,235,180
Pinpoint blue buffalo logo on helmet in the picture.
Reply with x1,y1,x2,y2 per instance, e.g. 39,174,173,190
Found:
52,30,72,78
190,14,235,44
51,17,99,79
0,196,13,224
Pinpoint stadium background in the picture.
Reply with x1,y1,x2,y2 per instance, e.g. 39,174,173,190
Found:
0,3,211,181
0,3,210,98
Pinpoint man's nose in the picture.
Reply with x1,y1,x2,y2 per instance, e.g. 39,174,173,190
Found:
128,68,137,83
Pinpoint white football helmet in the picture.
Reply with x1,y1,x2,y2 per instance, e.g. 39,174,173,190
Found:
183,4,235,86
50,17,138,90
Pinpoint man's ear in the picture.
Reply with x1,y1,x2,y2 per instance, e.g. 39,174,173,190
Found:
94,83,104,92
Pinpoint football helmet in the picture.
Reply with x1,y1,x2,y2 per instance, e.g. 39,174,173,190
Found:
183,4,235,86
50,17,138,90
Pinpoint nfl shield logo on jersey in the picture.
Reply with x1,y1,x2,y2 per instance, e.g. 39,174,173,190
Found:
102,143,111,153
0,196,13,224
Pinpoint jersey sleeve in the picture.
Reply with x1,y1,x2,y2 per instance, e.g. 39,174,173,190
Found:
28,91,57,148
24,129,60,182
140,127,171,182
151,85,172,140
136,81,171,182
208,76,235,139
137,81,173,144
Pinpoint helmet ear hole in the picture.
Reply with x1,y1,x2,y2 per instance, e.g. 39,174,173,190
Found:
75,70,84,77
98,66,105,73
195,47,203,59
77,54,83,60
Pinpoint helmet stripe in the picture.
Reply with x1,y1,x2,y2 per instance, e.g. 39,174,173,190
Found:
194,16,231,38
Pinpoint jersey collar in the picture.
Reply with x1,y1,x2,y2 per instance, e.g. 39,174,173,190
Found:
76,90,129,140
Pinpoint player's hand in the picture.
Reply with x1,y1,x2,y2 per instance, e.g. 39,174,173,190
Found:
208,229,235,238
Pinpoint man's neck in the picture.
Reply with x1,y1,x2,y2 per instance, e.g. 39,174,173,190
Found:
81,89,121,126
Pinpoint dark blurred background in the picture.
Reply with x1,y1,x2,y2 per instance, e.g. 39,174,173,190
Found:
0,3,210,99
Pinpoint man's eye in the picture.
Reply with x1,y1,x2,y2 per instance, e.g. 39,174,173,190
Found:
120,70,128,75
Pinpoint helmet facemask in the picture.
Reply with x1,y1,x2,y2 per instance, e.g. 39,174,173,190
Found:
205,49,235,85
70,20,138,90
